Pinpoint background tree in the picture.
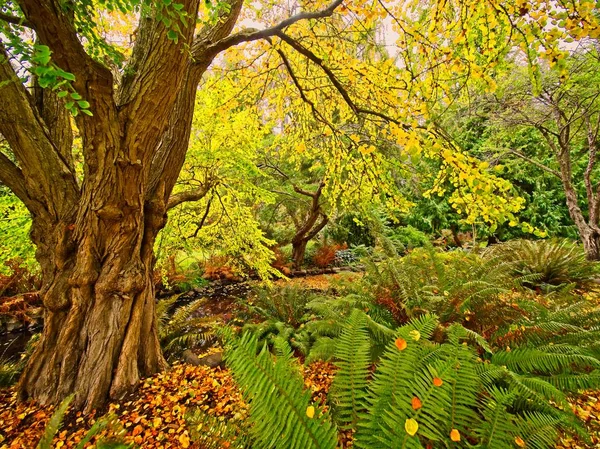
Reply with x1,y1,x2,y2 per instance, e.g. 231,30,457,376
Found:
472,50,600,257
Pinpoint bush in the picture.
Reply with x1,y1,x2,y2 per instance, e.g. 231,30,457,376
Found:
313,243,347,268
484,239,599,291
327,214,375,247
0,259,40,298
387,225,430,253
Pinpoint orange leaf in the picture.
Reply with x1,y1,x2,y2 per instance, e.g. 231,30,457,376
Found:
395,338,407,351
132,424,144,436
411,397,422,410
450,428,460,442
515,436,526,447
433,377,443,387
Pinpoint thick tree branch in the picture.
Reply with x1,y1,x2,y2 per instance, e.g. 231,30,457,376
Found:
0,43,79,218
0,151,30,204
167,184,213,210
0,12,32,28
305,213,328,241
196,0,344,60
148,0,244,203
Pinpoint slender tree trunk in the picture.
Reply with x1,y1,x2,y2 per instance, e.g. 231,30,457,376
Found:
580,228,600,261
291,238,309,270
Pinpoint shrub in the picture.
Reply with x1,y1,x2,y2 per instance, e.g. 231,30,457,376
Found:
203,255,240,281
313,243,347,268
327,214,375,247
0,259,40,298
154,255,208,293
156,296,218,360
484,239,599,291
387,225,430,253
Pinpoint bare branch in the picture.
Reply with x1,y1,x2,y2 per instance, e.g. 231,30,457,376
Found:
275,31,411,129
0,12,32,28
503,148,561,178
0,151,30,204
197,0,344,60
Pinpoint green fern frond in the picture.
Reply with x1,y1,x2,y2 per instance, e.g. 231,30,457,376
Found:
225,332,338,449
329,309,371,429
492,347,600,373
37,394,74,449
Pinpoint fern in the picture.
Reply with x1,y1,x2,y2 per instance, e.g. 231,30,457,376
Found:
225,332,338,449
157,296,218,358
36,395,129,449
37,395,74,449
329,309,371,429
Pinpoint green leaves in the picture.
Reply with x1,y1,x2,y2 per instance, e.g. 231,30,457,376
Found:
225,332,338,449
29,44,93,117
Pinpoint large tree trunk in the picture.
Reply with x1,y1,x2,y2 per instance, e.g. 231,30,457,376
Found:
18,184,169,413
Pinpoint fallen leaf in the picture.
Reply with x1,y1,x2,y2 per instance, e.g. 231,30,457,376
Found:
405,418,419,436
411,397,422,410
395,338,407,351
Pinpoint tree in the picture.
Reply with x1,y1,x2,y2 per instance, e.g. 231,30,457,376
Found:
0,0,347,412
487,50,600,258
0,0,596,412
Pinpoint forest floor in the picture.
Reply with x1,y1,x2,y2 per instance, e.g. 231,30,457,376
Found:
1,356,598,448
0,274,599,448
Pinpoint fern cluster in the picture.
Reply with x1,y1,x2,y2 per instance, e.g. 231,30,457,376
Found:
220,308,600,448
156,296,218,359
484,238,599,291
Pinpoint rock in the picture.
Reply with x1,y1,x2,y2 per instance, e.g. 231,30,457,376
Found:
182,350,224,368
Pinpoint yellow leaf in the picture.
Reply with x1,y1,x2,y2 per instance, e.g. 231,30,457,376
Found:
405,418,419,436
179,432,191,448
306,406,315,418
450,428,461,441
515,436,526,447
409,330,421,341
